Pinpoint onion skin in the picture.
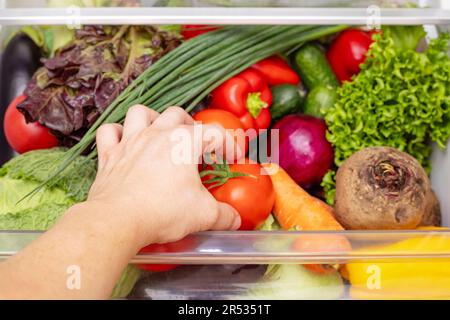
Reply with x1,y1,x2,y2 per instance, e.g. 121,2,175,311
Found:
335,147,440,230
272,115,334,188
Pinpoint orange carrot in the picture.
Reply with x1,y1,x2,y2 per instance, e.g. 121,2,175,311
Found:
262,163,351,274
263,163,343,230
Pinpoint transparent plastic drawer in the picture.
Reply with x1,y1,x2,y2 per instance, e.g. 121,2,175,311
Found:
2,230,450,299
1,0,450,300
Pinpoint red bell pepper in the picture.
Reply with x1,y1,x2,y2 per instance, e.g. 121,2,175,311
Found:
210,68,272,131
326,29,376,83
181,25,220,40
251,55,300,86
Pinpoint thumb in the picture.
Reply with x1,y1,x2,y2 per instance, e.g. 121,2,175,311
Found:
210,202,241,231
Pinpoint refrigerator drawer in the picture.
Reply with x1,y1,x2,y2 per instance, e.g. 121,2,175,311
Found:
2,230,450,299
1,0,450,300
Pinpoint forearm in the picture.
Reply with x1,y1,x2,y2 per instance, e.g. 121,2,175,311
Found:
0,201,144,299
0,106,239,300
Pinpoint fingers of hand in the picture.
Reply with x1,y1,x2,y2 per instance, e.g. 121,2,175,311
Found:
210,202,241,231
198,124,245,163
166,123,227,168
96,123,123,170
123,105,159,139
199,124,228,155
151,106,194,130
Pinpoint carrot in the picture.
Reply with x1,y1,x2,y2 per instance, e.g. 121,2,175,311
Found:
263,163,343,230
262,163,351,274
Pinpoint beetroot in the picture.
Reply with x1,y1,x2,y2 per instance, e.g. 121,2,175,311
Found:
272,114,334,188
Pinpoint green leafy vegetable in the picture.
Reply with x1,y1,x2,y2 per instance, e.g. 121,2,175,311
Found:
19,0,169,58
323,28,450,204
258,214,280,231
20,26,75,57
0,148,96,223
18,26,181,147
0,200,70,230
384,25,426,52
20,0,143,57
0,148,96,202
0,176,70,230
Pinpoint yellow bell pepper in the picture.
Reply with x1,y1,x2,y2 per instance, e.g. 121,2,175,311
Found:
346,227,450,300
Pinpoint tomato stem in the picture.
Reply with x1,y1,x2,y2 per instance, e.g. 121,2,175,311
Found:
200,162,255,189
199,170,229,178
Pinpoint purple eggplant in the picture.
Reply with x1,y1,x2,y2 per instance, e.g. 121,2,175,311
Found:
0,33,42,164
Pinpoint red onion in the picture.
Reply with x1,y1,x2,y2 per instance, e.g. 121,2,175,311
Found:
272,115,334,188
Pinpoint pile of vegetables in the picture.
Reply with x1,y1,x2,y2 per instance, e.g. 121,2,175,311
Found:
1,23,347,298
2,17,450,300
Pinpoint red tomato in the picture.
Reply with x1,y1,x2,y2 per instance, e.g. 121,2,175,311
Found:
326,29,375,83
181,25,220,40
252,56,300,86
3,95,58,154
137,237,197,273
203,160,275,230
193,109,248,159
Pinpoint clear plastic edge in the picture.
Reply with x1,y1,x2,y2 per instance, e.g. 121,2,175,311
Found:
0,7,450,26
1,230,450,264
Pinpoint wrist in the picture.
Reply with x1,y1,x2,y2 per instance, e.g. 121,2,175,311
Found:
64,200,154,252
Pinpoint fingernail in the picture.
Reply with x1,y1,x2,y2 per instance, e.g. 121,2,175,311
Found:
232,215,241,230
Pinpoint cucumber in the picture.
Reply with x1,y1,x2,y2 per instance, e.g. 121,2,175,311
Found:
270,84,304,120
304,86,337,118
294,43,339,90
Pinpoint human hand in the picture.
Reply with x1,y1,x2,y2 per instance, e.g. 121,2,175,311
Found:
87,105,241,248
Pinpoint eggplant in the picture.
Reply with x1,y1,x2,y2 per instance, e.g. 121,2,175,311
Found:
0,33,42,164
128,264,268,300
